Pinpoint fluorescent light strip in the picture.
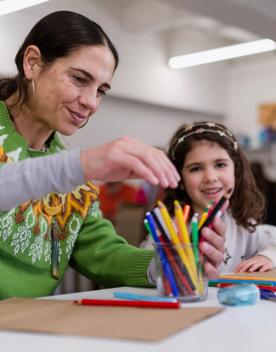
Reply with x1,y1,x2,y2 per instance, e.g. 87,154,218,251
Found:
169,39,276,69
0,0,50,16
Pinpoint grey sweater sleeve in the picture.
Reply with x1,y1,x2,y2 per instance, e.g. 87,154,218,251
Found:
0,149,86,211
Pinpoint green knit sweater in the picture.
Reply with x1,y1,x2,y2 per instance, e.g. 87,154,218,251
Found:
0,101,154,299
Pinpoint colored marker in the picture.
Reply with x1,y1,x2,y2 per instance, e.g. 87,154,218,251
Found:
75,299,181,308
145,212,179,297
113,291,178,302
199,189,232,235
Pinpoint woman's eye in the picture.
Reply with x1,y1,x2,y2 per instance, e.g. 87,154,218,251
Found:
72,75,87,85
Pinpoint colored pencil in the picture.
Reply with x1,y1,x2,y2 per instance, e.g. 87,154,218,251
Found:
158,235,195,294
199,189,232,235
157,201,197,288
113,291,178,302
174,200,197,279
182,204,190,222
149,211,194,292
191,214,199,264
259,289,276,302
75,299,181,308
211,282,276,291
145,213,179,296
151,208,171,243
198,200,214,229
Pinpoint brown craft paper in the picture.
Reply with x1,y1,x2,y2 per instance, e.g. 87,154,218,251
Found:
0,298,223,341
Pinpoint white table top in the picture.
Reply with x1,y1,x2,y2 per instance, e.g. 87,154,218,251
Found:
1,287,275,352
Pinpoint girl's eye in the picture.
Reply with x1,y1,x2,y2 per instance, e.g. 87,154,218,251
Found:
216,162,226,168
97,88,106,97
189,166,201,173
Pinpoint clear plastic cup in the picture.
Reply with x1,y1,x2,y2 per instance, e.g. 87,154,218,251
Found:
154,242,208,302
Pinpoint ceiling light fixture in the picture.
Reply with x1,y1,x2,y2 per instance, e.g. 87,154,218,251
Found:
0,0,50,16
168,39,276,69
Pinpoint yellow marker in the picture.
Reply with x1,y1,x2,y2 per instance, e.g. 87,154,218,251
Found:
174,201,197,280
198,212,208,229
174,201,191,245
198,201,214,229
157,200,197,288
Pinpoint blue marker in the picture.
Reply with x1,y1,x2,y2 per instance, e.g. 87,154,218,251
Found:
260,289,276,302
145,212,179,297
113,291,178,302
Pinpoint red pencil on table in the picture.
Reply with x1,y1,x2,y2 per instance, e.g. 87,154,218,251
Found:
74,298,181,309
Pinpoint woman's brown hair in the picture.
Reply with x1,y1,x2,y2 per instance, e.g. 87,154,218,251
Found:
0,11,119,106
163,122,265,231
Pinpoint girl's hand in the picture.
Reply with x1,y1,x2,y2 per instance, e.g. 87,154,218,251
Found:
199,216,226,279
234,255,273,273
80,137,180,188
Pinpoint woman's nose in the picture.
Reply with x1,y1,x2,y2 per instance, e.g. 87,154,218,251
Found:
79,90,99,113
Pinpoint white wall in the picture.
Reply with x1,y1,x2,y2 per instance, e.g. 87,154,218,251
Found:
0,0,227,115
63,95,222,150
226,53,276,148
0,0,228,151
110,36,227,114
2,0,276,150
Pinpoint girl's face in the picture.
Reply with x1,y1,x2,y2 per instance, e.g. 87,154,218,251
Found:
29,44,115,135
181,140,235,214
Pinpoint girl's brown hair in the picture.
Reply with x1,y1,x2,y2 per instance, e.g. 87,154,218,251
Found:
163,122,265,231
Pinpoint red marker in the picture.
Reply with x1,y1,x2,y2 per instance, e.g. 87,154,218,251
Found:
74,299,180,309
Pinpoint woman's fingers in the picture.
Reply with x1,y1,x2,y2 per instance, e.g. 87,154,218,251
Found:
142,148,179,188
115,137,179,187
81,137,180,187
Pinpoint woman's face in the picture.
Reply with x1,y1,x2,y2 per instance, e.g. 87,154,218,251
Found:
30,45,115,135
181,140,235,214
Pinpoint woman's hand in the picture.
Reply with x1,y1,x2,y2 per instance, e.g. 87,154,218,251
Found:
234,255,273,273
80,136,180,188
199,216,226,279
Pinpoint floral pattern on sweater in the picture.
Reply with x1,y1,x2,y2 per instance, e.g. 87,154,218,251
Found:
0,107,100,266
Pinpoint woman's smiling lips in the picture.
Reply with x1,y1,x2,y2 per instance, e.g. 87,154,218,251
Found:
68,108,88,126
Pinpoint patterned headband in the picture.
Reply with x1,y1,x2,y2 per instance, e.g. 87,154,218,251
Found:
171,122,239,159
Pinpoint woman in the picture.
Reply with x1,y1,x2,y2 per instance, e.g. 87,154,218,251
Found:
0,11,225,298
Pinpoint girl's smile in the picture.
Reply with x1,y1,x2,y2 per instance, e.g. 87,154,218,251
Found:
181,140,235,214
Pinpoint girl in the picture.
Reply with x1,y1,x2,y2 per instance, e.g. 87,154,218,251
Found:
164,121,276,273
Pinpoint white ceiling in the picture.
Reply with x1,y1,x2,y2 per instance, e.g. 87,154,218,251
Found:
231,0,276,19
96,0,276,58
2,0,276,71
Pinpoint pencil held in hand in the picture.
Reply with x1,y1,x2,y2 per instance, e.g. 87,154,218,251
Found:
199,188,232,234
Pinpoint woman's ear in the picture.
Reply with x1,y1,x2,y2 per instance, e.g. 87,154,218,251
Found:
23,45,43,80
